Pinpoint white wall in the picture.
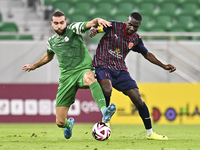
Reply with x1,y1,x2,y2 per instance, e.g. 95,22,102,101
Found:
0,41,59,83
1,40,199,83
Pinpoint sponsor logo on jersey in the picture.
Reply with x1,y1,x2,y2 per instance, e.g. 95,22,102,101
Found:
115,48,121,53
108,49,122,58
64,36,69,42
129,42,134,49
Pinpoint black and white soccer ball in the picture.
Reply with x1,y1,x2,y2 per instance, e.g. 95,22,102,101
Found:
92,122,111,141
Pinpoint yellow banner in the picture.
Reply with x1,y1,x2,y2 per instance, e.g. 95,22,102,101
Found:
110,83,200,124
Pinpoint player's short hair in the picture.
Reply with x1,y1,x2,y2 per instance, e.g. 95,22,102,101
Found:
130,12,142,21
51,10,66,21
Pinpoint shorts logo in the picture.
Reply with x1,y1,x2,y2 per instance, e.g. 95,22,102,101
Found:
105,72,110,78
129,42,134,49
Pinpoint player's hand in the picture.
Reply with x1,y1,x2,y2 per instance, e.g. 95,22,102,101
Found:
22,64,35,72
89,27,100,38
164,64,176,73
98,19,112,28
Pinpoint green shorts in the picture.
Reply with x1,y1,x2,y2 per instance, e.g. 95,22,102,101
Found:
56,69,91,107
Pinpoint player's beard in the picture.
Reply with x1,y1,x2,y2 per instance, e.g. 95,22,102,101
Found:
54,27,66,36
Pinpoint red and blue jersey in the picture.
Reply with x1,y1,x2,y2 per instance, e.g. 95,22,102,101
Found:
92,20,148,71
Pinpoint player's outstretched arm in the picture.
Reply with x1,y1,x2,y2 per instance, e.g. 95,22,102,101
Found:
143,52,176,73
22,52,54,72
86,18,111,29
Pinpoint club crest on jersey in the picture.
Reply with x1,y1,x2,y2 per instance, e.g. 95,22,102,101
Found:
115,48,121,53
129,42,134,49
64,36,69,42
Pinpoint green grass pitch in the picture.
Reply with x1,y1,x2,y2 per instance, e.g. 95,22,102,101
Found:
0,123,200,150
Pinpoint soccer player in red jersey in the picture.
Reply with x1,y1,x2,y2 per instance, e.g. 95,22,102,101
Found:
89,12,176,140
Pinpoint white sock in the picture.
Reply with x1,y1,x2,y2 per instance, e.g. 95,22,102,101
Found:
146,128,153,137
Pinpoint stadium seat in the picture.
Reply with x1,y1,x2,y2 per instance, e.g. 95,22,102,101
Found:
17,35,34,40
0,35,16,40
157,0,187,5
136,0,160,5
113,10,132,18
169,27,191,40
153,15,174,31
0,35,34,40
172,15,195,31
138,25,145,32
144,16,172,32
114,3,136,17
117,2,135,12
149,27,166,32
91,3,114,20
74,2,93,12
147,27,169,40
65,0,79,5
93,0,119,5
140,15,153,31
113,15,128,23
68,15,88,23
155,3,178,17
189,23,200,32
178,2,200,17
0,22,18,32
94,2,115,14
147,24,169,40
52,1,71,15
44,0,57,5
45,0,77,6
70,2,93,18
137,3,156,17
90,11,112,21
120,0,156,5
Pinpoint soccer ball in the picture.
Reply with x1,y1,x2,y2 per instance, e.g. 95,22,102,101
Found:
92,122,111,141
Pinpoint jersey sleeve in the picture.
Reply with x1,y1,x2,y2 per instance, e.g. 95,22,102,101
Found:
102,20,115,34
67,22,88,35
132,36,148,54
46,41,54,54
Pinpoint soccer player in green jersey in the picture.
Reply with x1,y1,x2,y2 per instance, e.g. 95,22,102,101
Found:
22,11,116,139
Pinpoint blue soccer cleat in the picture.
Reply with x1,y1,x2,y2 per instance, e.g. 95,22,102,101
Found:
64,117,75,139
102,103,116,123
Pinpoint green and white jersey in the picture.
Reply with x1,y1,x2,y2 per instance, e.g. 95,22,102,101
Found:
47,22,94,76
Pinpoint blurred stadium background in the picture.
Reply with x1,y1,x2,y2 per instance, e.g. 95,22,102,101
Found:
0,0,200,124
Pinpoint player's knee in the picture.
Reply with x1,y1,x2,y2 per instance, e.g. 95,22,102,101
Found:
84,71,96,85
134,99,144,108
102,85,112,95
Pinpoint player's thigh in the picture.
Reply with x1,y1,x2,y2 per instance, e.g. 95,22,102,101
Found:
113,71,138,93
56,76,78,107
